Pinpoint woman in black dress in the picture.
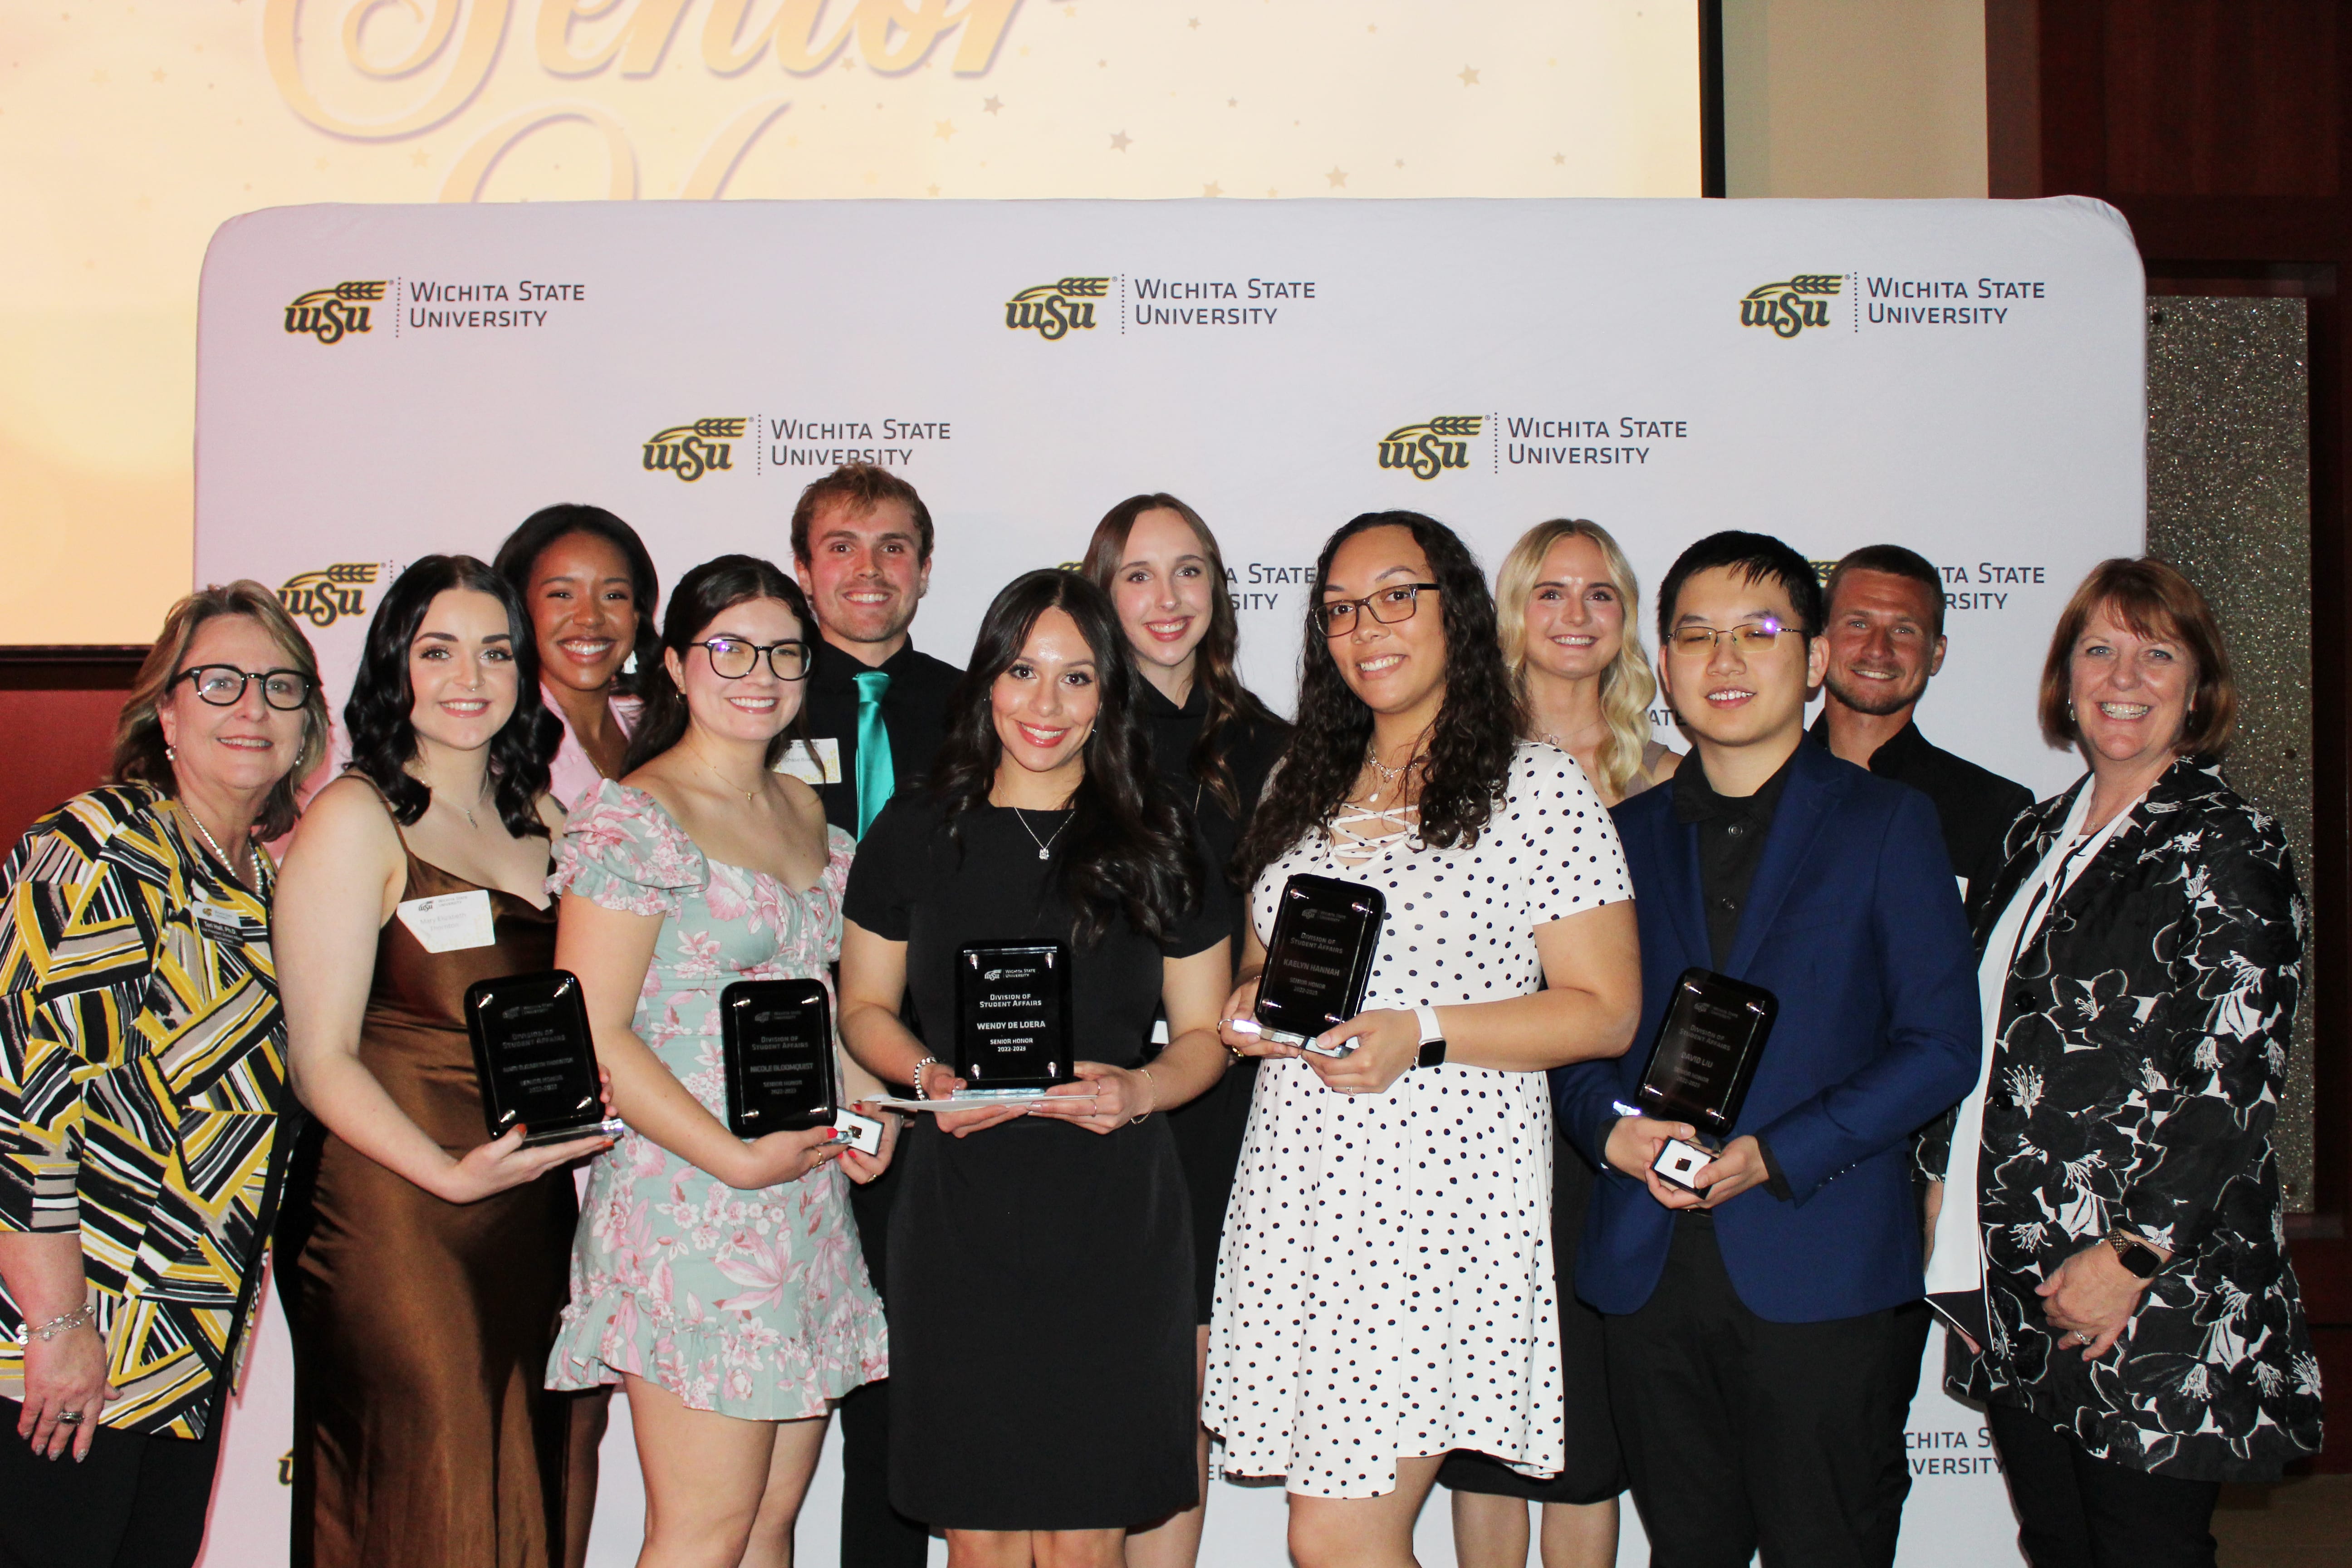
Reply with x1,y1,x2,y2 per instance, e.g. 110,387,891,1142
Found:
1081,494,1286,1568
838,569,1234,1567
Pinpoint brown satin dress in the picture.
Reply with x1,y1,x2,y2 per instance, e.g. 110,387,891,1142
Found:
277,834,590,1568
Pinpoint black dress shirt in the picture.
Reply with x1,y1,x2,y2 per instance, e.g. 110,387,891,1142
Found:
1805,714,2034,907
800,637,965,836
1673,748,1798,970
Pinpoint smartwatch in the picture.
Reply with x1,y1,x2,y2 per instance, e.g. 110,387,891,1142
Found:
1412,1004,1448,1069
2107,1227,2161,1279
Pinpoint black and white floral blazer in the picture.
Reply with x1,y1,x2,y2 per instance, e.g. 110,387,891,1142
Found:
1938,755,2323,1482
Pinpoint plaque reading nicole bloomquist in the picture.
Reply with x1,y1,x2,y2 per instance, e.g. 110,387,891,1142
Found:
954,941,1074,1089
462,970,617,1147
1636,968,1777,1192
719,978,839,1136
1253,873,1385,1050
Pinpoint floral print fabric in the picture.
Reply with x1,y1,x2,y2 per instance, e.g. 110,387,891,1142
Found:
543,780,886,1418
1948,756,2322,1481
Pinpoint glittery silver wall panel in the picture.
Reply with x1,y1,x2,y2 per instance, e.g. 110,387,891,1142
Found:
2146,295,2314,1212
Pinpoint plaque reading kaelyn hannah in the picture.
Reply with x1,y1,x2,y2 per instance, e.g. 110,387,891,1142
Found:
1637,968,1778,1140
955,941,1074,1089
1254,873,1385,1047
720,979,839,1137
462,970,608,1147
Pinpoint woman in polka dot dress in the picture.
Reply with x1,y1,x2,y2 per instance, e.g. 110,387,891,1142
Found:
1205,512,1643,1568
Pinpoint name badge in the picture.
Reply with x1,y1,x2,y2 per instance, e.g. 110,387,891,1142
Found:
774,737,843,785
189,900,254,945
396,889,498,953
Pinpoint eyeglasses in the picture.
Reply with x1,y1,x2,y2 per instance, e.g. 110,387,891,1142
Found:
1666,617,1806,655
175,665,313,710
1314,582,1441,638
694,637,811,681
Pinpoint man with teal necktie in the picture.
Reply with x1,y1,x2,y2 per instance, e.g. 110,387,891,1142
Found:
789,463,963,1568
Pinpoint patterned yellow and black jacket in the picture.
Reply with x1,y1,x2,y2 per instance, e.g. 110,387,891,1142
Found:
0,784,288,1438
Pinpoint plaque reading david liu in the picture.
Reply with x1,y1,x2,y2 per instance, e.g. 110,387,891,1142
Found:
462,970,615,1147
720,978,839,1137
954,941,1074,1089
1637,968,1777,1192
1253,873,1385,1049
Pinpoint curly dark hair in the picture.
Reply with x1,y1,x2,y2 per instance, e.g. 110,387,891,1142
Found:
931,569,1200,946
343,555,559,838
623,555,817,775
1240,511,1519,880
492,502,662,695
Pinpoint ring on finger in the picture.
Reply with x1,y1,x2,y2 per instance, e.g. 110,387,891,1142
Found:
56,1410,84,1425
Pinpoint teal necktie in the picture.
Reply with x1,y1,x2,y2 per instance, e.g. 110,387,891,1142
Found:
852,668,895,839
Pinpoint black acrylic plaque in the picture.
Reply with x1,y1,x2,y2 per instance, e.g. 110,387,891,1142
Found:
1636,968,1777,1141
720,979,838,1137
462,970,608,1147
1253,873,1385,1046
954,941,1074,1089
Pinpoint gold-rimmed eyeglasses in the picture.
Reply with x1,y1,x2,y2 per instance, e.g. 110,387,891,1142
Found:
1665,617,1804,655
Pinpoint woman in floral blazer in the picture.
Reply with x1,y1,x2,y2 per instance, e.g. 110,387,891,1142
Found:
1926,558,2320,1568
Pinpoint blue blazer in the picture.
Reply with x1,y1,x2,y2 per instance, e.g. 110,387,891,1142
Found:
1553,740,1980,1323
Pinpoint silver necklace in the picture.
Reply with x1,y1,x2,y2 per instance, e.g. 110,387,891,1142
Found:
185,806,250,883
1363,745,1423,806
1010,806,1071,861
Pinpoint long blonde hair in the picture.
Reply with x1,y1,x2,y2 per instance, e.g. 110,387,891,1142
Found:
1495,519,1658,800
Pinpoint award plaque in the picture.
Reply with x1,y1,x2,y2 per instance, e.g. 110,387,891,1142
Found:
954,941,1075,1090
1636,968,1777,1192
462,970,617,1148
1253,874,1385,1049
719,979,839,1137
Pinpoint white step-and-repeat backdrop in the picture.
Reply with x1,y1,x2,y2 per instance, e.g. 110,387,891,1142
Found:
191,194,2145,1566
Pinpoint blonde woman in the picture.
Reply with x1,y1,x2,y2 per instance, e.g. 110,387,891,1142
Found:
1436,519,1675,1568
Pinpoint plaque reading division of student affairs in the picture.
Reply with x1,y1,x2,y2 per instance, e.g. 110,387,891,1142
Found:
719,978,839,1137
462,970,615,1148
1253,873,1385,1050
1637,968,1778,1192
954,941,1074,1090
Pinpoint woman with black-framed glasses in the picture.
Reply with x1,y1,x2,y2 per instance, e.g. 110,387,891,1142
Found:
548,554,893,1568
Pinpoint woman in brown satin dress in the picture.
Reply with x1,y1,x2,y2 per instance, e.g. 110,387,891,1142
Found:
275,556,615,1568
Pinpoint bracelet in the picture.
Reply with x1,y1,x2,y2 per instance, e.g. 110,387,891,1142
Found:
1129,1067,1157,1126
29,1303,93,1342
911,1056,939,1100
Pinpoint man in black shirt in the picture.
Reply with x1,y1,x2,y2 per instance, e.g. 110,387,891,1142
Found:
1807,543,2033,1563
789,464,962,1568
1809,545,2034,906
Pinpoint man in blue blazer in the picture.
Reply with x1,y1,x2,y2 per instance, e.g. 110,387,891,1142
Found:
1553,531,1979,1568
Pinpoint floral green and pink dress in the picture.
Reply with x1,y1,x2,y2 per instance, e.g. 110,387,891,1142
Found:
544,779,887,1417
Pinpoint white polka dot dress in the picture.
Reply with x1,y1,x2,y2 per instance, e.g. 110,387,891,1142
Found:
1203,744,1633,1498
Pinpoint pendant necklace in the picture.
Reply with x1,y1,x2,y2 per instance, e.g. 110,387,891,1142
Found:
1010,806,1071,861
691,742,762,806
1364,744,1422,807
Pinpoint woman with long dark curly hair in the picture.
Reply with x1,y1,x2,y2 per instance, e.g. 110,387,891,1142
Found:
838,569,1234,1565
1205,513,1643,1568
274,555,609,1567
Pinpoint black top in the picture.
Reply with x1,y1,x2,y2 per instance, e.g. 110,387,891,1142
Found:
1672,748,1797,970
843,794,1231,1068
802,637,965,836
1805,714,2033,904
1133,678,1289,937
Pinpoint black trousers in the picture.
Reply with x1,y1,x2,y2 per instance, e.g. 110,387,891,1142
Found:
1601,1215,1909,1568
1986,1403,2220,1568
0,1399,223,1568
842,1164,931,1566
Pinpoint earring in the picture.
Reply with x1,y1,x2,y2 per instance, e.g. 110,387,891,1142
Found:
2065,702,2075,726
165,745,176,762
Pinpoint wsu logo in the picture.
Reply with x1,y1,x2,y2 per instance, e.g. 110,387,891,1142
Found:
283,281,385,345
643,418,746,482
1377,416,1483,481
277,564,378,629
1004,277,1108,340
1740,274,1842,338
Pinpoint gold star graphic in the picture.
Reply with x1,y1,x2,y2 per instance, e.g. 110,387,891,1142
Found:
983,95,1003,114
315,156,329,170
1459,65,1480,86
1227,98,1238,108
1553,152,1566,166
1188,16,1199,27
412,148,430,167
934,119,956,141
1395,159,1404,168
1325,166,1347,188
90,69,107,83
863,170,878,184
928,183,941,196
1203,181,1222,196
1110,129,1132,152
151,68,165,82
1266,187,1278,197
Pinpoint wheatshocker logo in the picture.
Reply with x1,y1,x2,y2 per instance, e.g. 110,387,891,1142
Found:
278,564,378,628
1004,277,1108,340
283,281,386,345
1377,416,1483,481
1740,274,1842,338
643,418,747,482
